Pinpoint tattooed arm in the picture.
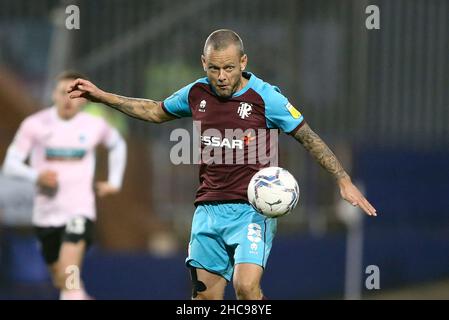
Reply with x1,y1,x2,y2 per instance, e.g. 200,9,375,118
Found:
102,94,173,123
293,122,377,216
67,78,175,123
293,123,349,180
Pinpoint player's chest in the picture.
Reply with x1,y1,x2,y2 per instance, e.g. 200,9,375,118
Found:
190,98,266,131
37,123,97,151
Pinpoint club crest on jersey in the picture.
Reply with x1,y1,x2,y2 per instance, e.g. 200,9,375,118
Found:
237,102,252,119
198,100,207,112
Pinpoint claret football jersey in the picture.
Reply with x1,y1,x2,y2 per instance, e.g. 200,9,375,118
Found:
162,72,304,204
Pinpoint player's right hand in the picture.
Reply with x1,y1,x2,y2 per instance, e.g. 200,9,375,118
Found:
67,78,105,103
37,170,58,189
95,181,120,198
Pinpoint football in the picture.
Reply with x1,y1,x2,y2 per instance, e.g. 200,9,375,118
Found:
247,167,300,218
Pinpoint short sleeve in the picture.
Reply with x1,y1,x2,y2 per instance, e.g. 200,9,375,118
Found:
161,83,195,118
98,119,122,148
12,118,36,157
263,86,304,134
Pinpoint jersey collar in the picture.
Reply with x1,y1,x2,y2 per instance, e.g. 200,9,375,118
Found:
206,71,256,99
232,71,256,98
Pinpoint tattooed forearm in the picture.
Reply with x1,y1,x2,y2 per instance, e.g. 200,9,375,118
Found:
293,123,349,180
104,94,162,122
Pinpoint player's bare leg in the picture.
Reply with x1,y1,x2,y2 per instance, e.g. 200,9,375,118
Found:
192,268,227,300
233,263,264,300
49,240,90,300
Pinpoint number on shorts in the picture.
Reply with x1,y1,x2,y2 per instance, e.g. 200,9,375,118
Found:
66,217,86,235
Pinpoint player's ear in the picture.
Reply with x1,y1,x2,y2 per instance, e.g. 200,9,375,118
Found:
240,54,248,71
201,55,207,72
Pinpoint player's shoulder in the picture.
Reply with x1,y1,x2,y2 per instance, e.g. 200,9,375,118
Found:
191,77,209,88
21,107,53,127
249,73,281,93
180,77,209,93
165,77,209,102
248,73,287,105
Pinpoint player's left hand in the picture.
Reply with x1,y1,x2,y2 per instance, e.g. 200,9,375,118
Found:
338,176,377,217
96,181,120,197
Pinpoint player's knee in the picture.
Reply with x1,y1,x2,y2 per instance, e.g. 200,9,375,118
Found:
193,290,213,300
189,267,208,299
191,285,210,300
234,280,261,300
193,287,226,300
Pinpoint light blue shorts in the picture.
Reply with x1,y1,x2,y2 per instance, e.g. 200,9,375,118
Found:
186,201,277,281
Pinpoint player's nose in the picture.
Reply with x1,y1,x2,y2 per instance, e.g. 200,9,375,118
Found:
218,69,227,82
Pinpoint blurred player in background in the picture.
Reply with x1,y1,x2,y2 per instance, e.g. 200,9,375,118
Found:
67,30,376,300
2,71,127,300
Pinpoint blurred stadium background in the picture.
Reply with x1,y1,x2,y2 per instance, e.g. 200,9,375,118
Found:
0,0,448,299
